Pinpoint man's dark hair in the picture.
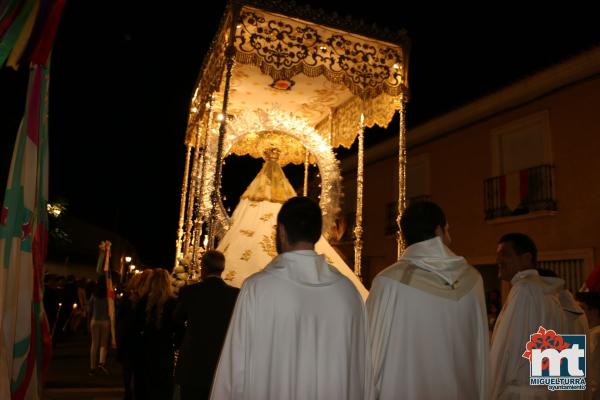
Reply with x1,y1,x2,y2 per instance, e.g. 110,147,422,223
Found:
576,292,600,313
201,250,226,274
400,201,446,246
277,196,322,244
537,268,558,278
94,278,107,298
498,233,538,265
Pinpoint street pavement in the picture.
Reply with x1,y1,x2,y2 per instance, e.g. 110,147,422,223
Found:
44,333,124,400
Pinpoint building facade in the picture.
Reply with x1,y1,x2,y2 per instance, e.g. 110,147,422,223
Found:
339,47,600,302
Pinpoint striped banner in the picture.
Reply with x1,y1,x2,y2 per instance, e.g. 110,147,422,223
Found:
0,64,52,400
0,0,65,69
1,1,66,397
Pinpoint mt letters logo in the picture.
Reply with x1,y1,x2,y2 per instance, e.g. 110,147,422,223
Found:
522,326,586,391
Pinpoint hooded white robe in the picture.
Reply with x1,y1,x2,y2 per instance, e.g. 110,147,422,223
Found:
549,277,588,335
366,237,490,400
210,250,371,400
490,269,567,399
587,326,600,399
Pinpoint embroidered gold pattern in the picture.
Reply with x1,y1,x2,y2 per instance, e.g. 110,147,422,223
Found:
240,250,253,261
224,270,236,282
259,213,274,222
234,10,404,100
260,232,278,258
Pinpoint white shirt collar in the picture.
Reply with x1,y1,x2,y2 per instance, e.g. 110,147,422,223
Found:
511,268,539,285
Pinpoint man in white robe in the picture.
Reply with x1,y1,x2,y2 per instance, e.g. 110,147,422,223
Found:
576,292,600,399
210,197,371,400
490,233,566,399
538,268,588,334
367,201,490,400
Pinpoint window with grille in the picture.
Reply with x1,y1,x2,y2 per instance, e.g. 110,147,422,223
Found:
485,111,556,220
539,258,585,294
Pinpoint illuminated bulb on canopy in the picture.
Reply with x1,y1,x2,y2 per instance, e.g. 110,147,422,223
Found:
191,107,198,113
47,204,62,217
125,256,132,263
217,113,224,121
129,264,136,271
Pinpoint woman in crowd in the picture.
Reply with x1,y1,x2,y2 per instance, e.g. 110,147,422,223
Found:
131,268,177,400
117,269,152,400
88,278,110,375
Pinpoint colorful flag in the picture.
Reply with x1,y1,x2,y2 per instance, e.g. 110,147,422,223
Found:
0,64,52,400
0,0,36,67
499,169,530,211
0,0,66,69
95,241,106,275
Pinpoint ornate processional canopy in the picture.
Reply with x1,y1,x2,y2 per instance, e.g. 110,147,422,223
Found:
176,0,411,277
185,0,409,160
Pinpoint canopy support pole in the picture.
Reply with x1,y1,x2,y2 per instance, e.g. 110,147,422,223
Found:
207,7,240,249
303,149,309,196
353,113,365,279
185,123,203,255
175,142,192,268
396,95,408,260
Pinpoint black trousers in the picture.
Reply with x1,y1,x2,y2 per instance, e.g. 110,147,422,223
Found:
121,359,133,400
180,382,211,400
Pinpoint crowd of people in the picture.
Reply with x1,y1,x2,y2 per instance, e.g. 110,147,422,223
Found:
43,274,93,340
44,197,599,399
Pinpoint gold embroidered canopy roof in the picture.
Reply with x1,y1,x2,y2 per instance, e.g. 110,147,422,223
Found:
186,0,409,160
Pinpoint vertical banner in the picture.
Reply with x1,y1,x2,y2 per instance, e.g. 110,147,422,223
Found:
0,64,52,400
1,0,66,398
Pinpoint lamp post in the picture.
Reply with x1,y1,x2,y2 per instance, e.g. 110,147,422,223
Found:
121,256,134,284
120,256,133,284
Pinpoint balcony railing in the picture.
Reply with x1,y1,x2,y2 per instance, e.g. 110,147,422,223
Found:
484,164,557,220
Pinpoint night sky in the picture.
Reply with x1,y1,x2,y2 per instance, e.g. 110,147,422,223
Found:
1,1,598,268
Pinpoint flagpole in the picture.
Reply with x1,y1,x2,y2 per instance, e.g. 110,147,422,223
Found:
61,303,78,333
51,303,62,337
